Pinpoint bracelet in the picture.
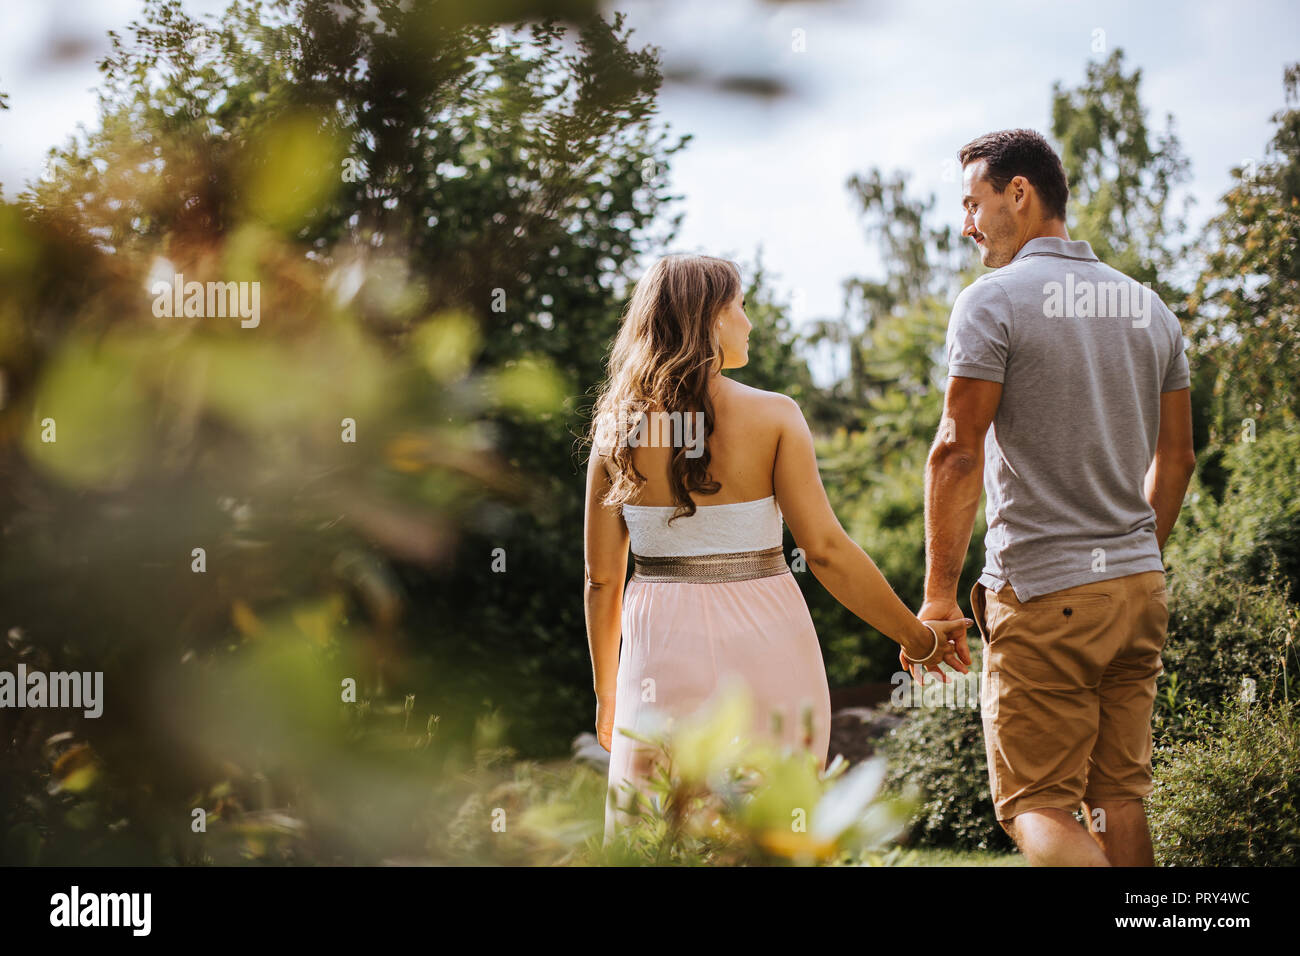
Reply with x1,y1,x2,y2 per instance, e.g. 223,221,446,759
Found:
902,622,941,664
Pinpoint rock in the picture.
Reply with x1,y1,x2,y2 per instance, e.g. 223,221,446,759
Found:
828,706,904,765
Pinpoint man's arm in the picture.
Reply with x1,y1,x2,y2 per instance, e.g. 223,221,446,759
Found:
1144,387,1197,550
922,376,1002,664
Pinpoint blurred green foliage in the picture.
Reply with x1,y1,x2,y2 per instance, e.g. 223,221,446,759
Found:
587,683,914,866
0,0,685,863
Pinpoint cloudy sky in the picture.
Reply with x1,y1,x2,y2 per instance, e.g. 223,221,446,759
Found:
3,0,1297,380
615,0,1300,326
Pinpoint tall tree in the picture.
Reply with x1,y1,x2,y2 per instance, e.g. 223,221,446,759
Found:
1051,49,1191,299
1188,63,1300,438
797,169,979,684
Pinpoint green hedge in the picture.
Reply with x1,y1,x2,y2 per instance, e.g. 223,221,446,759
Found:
1156,566,1298,745
1149,696,1300,866
882,655,1014,852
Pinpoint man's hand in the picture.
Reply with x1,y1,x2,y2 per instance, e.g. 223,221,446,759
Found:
900,605,973,683
919,597,972,667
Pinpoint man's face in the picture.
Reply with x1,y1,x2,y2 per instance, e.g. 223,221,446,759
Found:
961,159,1019,268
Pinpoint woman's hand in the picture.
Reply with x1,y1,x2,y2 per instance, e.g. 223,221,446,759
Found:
899,617,973,683
918,597,973,668
596,694,616,752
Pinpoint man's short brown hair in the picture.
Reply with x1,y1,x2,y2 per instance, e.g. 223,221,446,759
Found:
959,129,1069,222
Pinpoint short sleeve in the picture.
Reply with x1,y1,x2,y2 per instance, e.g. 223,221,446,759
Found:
946,279,1012,383
1161,309,1191,392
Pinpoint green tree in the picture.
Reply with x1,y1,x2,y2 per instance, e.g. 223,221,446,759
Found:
812,168,963,426
729,254,819,404
796,169,981,684
1051,48,1192,299
1187,63,1300,438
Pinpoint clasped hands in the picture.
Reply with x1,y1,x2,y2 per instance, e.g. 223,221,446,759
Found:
899,597,974,684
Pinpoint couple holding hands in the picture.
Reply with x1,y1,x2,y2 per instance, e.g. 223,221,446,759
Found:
583,128,1196,866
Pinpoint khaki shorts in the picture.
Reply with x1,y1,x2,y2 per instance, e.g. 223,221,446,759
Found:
971,571,1169,822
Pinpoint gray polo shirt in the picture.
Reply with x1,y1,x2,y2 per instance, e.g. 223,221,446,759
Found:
946,236,1190,601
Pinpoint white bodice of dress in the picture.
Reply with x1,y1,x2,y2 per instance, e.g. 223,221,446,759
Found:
621,495,784,557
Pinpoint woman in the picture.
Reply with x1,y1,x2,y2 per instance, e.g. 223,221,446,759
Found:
584,253,970,839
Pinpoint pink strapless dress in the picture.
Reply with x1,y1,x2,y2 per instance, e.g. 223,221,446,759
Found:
604,496,832,841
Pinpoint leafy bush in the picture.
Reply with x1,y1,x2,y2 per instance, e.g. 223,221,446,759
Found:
1155,428,1300,743
881,657,1014,853
1156,566,1298,744
1165,430,1300,598
1149,696,1300,866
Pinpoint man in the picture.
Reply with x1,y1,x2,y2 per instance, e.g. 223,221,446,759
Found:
916,128,1197,866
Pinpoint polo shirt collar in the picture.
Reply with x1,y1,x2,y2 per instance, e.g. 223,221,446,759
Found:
1010,236,1099,263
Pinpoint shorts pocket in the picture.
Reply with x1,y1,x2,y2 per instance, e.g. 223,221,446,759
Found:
1020,592,1112,611
988,595,1115,688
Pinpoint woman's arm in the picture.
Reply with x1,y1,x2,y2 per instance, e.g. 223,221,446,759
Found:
770,396,969,676
583,449,629,748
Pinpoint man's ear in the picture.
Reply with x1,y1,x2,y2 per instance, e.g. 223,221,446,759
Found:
1009,174,1030,211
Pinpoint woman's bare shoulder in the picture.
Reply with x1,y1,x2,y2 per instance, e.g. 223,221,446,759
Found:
717,378,804,423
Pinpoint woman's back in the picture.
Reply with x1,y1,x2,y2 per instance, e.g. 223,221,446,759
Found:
598,376,830,842
619,378,790,561
621,377,783,509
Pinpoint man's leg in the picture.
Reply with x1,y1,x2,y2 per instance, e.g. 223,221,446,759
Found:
1082,797,1155,867
976,580,1120,867
1083,571,1168,868
1004,808,1110,866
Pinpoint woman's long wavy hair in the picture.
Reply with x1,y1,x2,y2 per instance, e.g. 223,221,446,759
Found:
590,254,742,522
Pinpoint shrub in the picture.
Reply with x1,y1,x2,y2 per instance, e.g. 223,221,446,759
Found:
1149,696,1300,866
1156,565,1299,745
1166,431,1300,600
1155,428,1300,744
881,657,1014,853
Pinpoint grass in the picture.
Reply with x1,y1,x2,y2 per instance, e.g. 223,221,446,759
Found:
891,847,1026,866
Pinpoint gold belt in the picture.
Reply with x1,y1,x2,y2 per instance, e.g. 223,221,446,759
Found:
630,545,790,584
